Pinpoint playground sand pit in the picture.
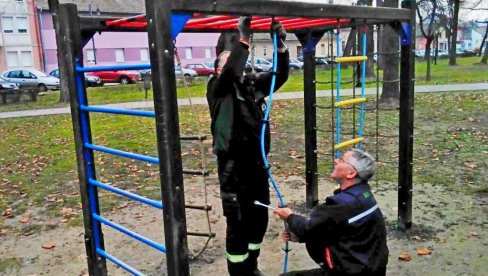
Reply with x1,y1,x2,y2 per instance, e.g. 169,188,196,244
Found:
1,174,486,275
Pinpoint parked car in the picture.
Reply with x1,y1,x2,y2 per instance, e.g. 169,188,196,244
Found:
254,58,273,71
2,69,60,91
175,66,198,78
138,66,198,78
0,76,20,90
204,61,215,70
315,57,329,65
245,61,263,73
289,58,304,69
89,70,141,85
185,63,215,77
49,69,102,87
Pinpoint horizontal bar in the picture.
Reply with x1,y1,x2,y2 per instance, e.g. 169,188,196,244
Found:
105,14,146,27
335,56,368,63
334,97,367,107
170,1,411,21
180,135,207,141
76,64,150,73
80,105,155,117
85,143,159,164
334,137,364,150
182,169,209,176
185,204,212,211
89,178,163,209
93,213,167,253
96,248,143,276
187,231,216,238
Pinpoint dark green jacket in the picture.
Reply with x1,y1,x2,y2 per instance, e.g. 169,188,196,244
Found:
206,41,289,156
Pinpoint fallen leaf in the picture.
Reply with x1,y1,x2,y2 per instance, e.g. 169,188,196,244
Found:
19,216,30,223
468,117,475,122
42,242,56,249
416,248,432,255
2,209,13,218
469,231,478,237
398,253,412,261
463,162,477,169
61,219,69,223
435,237,447,244
411,235,421,241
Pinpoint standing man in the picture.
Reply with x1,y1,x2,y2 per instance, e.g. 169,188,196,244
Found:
275,149,389,276
206,17,289,276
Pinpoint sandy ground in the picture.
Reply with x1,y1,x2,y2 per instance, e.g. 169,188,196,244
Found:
1,174,487,276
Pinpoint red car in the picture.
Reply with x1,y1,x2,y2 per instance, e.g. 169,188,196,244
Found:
185,63,215,77
90,70,141,85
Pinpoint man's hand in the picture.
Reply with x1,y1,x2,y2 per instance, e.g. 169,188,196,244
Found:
238,16,252,40
274,207,293,219
270,20,287,49
281,230,290,242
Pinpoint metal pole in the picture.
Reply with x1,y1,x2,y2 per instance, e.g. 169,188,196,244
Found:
297,30,324,208
48,0,107,274
398,0,416,231
89,2,97,64
145,0,190,274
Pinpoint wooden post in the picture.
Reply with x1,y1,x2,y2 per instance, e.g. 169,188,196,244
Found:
145,0,190,275
297,31,324,208
48,0,107,274
398,0,416,230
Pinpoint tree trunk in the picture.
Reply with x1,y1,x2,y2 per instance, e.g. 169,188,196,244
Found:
479,24,488,57
481,43,488,64
379,0,400,103
449,0,460,66
425,37,433,81
343,28,358,57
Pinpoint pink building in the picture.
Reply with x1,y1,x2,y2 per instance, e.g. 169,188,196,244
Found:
37,1,219,73
0,0,43,73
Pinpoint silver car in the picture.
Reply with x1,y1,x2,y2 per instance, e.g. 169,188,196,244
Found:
0,76,20,90
2,69,60,91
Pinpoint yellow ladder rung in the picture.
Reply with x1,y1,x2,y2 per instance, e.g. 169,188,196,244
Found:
334,97,367,107
335,56,368,63
334,137,364,150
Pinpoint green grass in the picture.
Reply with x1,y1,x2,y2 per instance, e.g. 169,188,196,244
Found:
1,90,487,232
0,57,486,113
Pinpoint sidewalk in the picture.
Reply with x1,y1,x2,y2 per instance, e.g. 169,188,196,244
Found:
1,82,487,119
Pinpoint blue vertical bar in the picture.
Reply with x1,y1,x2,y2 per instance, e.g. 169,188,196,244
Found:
75,58,102,252
358,28,367,149
335,27,341,158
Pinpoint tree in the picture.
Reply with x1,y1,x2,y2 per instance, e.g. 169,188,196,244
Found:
477,22,488,57
377,0,400,104
417,0,441,81
448,0,460,65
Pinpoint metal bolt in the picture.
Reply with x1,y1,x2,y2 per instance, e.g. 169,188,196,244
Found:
176,186,180,191
164,49,169,55
151,43,155,49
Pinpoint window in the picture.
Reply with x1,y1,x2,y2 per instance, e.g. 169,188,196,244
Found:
263,47,268,56
185,48,192,59
16,17,28,33
21,51,32,67
321,44,326,55
6,51,18,67
115,49,125,63
205,48,212,59
86,49,95,63
2,17,14,33
140,48,149,62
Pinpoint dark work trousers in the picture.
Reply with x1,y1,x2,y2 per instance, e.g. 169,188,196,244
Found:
218,152,270,276
280,268,331,276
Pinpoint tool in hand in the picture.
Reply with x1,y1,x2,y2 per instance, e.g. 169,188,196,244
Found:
254,200,276,211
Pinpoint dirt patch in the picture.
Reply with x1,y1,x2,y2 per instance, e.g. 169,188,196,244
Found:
1,175,486,275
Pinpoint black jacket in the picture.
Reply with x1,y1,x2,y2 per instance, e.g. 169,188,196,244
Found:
286,183,389,275
206,41,289,157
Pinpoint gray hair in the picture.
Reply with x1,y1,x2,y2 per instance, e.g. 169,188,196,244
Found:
349,148,376,181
